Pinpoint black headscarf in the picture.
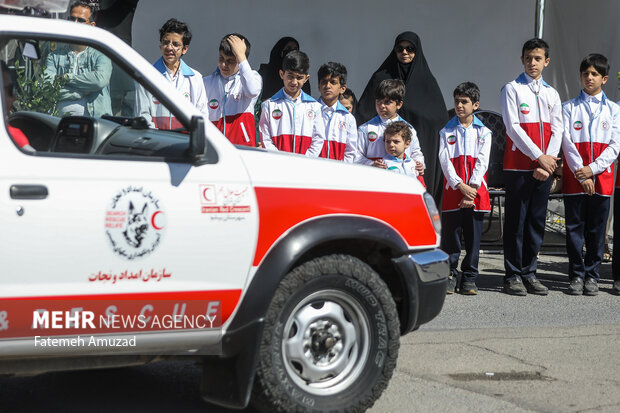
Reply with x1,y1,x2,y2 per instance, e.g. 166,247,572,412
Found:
258,36,311,100
357,31,447,205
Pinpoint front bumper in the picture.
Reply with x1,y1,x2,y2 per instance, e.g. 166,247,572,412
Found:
393,248,449,333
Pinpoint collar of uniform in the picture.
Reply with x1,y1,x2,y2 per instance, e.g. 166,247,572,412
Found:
378,114,402,125
385,154,410,163
445,114,484,129
272,88,317,103
153,57,195,77
318,98,349,114
516,72,550,88
579,89,606,103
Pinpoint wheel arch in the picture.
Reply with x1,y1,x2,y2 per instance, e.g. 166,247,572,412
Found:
200,215,421,409
231,215,420,338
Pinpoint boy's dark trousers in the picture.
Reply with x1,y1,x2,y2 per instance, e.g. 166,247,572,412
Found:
440,208,484,282
503,171,552,281
564,193,610,281
611,191,620,282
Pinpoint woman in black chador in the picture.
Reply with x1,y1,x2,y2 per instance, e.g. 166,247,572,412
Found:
357,31,447,205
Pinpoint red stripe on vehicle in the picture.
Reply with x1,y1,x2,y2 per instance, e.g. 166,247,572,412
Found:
0,290,241,339
252,187,436,266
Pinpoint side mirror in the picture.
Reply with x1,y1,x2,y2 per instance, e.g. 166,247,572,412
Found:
188,115,207,161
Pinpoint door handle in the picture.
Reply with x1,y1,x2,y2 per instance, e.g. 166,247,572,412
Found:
10,185,48,200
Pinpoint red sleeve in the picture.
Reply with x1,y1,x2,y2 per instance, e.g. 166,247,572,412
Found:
8,125,30,148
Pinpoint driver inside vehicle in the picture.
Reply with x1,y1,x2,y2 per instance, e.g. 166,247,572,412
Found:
44,1,112,118
2,60,34,151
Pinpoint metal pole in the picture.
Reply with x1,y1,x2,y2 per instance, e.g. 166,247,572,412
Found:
535,0,546,38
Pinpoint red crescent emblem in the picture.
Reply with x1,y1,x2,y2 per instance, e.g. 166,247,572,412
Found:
203,187,214,202
151,211,164,230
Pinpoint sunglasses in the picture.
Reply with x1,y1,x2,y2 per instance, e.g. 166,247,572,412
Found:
395,45,416,54
66,15,89,23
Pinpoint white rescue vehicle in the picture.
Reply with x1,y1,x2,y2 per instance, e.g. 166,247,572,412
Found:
0,11,448,412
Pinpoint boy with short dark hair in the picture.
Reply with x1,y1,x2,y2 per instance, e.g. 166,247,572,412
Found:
500,38,563,296
137,18,207,130
350,79,424,174
562,54,620,296
203,33,262,146
439,82,491,294
259,50,325,156
316,62,357,160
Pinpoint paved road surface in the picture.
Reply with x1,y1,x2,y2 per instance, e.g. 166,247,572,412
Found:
1,253,619,412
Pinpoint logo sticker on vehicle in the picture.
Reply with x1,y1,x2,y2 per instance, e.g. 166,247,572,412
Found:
200,184,251,214
272,109,283,120
520,103,530,115
573,121,583,131
209,99,219,109
105,186,166,260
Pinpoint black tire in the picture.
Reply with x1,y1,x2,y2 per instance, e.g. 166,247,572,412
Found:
251,254,400,413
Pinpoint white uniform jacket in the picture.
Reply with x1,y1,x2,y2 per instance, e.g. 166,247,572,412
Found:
203,61,262,146
500,72,563,171
562,91,620,196
438,115,491,212
383,154,427,187
318,98,357,161
137,58,208,130
259,89,325,157
352,115,423,167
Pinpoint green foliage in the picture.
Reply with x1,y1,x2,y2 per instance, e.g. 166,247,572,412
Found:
13,61,66,116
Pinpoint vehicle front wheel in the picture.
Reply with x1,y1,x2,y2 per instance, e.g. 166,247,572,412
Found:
251,254,400,413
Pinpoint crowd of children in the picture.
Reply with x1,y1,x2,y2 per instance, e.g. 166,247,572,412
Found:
146,18,620,297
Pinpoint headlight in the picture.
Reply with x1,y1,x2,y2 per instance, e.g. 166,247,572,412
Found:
423,192,441,235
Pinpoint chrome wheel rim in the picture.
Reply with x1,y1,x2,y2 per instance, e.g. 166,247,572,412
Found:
282,289,371,396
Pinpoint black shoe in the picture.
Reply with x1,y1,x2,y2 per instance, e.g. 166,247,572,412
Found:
446,274,457,294
612,280,620,296
460,281,478,295
446,270,461,294
503,277,527,296
584,277,599,296
524,277,549,295
567,277,584,295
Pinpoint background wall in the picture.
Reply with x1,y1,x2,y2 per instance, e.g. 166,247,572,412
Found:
132,0,537,113
132,0,619,112
545,0,620,103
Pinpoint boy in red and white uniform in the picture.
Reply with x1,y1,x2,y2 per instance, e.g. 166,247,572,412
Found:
316,62,357,160
439,82,491,295
203,33,262,146
350,79,424,174
500,38,563,296
382,121,425,186
562,54,620,296
137,18,207,130
259,50,324,156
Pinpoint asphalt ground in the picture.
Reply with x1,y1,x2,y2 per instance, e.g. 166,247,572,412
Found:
1,252,618,412
369,252,620,413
